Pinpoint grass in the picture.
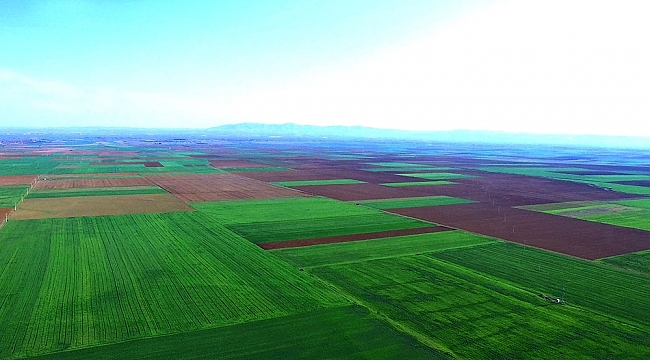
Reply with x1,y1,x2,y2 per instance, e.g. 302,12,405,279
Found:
27,186,167,199
399,172,474,180
381,181,455,187
27,305,448,360
312,252,650,359
191,196,383,224
356,195,474,210
271,179,366,186
431,242,650,331
0,212,346,359
226,213,432,243
0,185,30,207
272,230,496,268
599,250,650,276
0,158,59,175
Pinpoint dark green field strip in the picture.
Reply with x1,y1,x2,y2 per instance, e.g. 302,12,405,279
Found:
0,185,29,207
226,213,432,244
272,179,366,186
273,231,496,268
357,196,474,210
27,305,447,360
312,255,650,359
430,242,650,331
599,250,650,276
191,196,381,224
27,186,167,199
381,181,455,187
0,213,346,359
398,172,475,180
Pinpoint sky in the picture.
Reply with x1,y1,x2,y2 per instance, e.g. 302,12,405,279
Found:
1,0,649,136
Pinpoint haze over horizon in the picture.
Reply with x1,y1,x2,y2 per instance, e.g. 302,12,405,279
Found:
2,1,649,137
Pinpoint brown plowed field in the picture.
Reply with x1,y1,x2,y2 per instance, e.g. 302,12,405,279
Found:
390,203,650,260
615,180,650,187
208,160,269,168
147,173,304,202
291,183,433,201
10,194,193,220
0,175,37,186
34,177,154,189
260,226,452,250
240,170,343,182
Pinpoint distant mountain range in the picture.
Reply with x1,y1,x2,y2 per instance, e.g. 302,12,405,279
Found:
2,123,649,149
206,123,650,148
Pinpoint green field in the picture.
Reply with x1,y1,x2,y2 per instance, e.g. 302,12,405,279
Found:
272,179,366,186
0,185,30,207
381,181,455,187
356,196,473,210
28,305,447,360
27,186,167,199
273,230,496,268
0,213,346,359
312,253,650,359
399,172,474,180
431,242,650,331
599,250,650,276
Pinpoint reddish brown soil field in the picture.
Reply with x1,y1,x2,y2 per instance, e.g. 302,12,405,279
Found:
390,203,650,260
34,177,154,189
291,183,434,201
0,175,38,186
0,208,12,221
147,173,304,202
240,170,343,182
260,226,452,250
208,160,269,168
11,194,193,220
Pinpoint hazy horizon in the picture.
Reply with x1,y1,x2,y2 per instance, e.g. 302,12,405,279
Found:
2,1,649,137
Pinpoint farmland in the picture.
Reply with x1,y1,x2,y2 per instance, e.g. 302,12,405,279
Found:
0,132,649,359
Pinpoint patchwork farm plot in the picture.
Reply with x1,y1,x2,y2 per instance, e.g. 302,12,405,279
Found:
0,134,650,359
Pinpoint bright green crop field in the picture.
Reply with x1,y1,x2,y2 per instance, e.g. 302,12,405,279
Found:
312,253,650,359
0,212,346,359
0,185,29,207
356,196,473,210
273,230,496,268
28,305,448,360
431,242,650,331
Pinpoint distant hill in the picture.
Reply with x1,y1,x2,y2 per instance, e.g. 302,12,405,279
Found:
207,123,650,148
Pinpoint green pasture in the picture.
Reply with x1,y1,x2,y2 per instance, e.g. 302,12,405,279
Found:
0,212,345,359
28,305,446,360
0,158,59,175
381,181,455,187
312,253,650,359
599,250,650,276
272,179,366,186
399,172,474,180
357,195,473,210
431,242,650,331
0,185,30,207
27,186,167,199
273,230,495,268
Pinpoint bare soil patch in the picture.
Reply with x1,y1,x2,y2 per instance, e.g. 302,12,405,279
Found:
259,226,452,250
209,160,268,168
147,173,304,202
292,183,434,201
0,176,37,186
34,177,154,189
391,203,650,260
11,193,193,220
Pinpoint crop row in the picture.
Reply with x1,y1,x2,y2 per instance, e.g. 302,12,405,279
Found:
0,212,346,358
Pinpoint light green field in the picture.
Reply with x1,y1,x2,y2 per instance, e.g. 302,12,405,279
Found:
0,213,346,359
273,230,495,268
399,172,474,180
27,186,167,199
381,181,455,187
272,179,366,186
312,252,650,359
27,305,448,360
357,196,474,210
431,242,650,331
599,250,650,276
0,185,30,207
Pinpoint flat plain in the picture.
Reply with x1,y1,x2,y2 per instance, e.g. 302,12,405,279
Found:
0,134,649,359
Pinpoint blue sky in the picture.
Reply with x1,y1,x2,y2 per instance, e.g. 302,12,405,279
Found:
1,0,649,136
